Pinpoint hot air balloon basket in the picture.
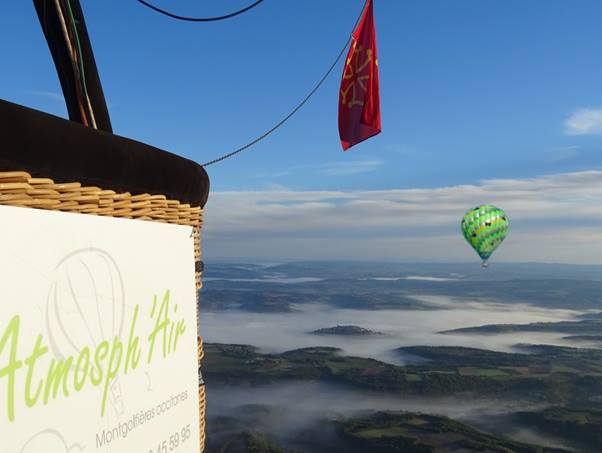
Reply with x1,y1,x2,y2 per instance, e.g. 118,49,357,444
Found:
0,170,207,452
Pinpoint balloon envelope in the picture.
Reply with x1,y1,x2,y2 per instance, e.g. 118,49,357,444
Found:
46,249,125,358
461,205,509,264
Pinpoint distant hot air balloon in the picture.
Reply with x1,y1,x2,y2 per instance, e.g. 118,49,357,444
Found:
461,205,509,268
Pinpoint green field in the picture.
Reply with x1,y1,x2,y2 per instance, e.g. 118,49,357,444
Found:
203,342,602,452
206,405,572,453
203,343,602,406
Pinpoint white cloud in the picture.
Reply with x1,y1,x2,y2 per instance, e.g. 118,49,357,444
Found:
319,159,383,175
202,170,602,264
23,90,65,102
548,146,579,162
564,108,602,135
252,159,383,179
385,144,424,158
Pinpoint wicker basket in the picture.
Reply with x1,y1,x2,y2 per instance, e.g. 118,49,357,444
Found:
0,170,207,451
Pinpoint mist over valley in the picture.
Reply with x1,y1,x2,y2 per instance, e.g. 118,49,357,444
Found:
199,262,602,452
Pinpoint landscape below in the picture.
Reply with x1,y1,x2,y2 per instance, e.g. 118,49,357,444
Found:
200,262,602,452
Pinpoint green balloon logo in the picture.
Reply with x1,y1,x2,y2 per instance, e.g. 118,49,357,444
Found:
461,205,509,267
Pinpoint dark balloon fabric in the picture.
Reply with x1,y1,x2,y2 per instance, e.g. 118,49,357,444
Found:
0,99,209,207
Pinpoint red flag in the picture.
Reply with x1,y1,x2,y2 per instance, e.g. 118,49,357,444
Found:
339,0,381,151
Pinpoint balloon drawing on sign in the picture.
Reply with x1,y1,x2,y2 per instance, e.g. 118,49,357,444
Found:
20,430,84,453
46,248,126,415
461,205,509,268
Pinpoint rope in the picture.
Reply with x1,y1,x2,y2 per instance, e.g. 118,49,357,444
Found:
53,0,92,127
200,4,365,167
135,0,265,22
65,0,97,128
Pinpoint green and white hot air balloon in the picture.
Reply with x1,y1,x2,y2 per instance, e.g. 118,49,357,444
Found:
461,205,509,268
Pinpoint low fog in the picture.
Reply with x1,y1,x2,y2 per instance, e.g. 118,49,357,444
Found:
200,295,583,365
205,381,576,452
200,279,591,451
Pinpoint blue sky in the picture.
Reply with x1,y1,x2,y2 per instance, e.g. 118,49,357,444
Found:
3,1,602,262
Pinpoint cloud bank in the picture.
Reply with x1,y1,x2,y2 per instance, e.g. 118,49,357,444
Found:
202,170,602,264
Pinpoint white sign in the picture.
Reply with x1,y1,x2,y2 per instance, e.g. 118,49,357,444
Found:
0,205,200,452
